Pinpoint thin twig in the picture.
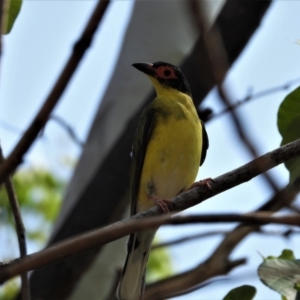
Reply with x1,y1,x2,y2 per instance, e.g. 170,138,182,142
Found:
209,77,300,121
151,227,300,250
0,146,30,299
190,0,280,193
50,115,84,147
164,258,247,299
0,119,22,134
152,230,228,250
0,138,300,284
0,0,110,185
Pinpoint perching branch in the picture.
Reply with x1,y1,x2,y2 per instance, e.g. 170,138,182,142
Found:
145,171,300,299
0,0,110,185
144,176,300,300
0,138,299,284
0,147,30,299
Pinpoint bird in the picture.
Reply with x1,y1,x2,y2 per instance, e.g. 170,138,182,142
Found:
117,61,209,300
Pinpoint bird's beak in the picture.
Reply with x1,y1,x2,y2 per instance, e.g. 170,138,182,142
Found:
132,63,155,77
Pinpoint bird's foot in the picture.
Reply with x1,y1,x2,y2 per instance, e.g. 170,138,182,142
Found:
150,195,172,213
188,178,214,190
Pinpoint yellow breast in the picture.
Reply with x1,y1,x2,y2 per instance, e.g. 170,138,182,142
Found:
137,91,202,212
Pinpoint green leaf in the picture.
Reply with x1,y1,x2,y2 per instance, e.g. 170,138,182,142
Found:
0,168,65,298
27,230,47,243
294,282,300,291
223,285,256,300
2,0,22,34
258,256,300,300
266,249,295,261
0,168,64,243
279,250,296,260
146,239,173,283
0,278,19,300
277,86,300,183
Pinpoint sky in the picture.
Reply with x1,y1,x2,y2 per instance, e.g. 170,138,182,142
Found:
0,0,134,178
1,0,300,299
167,2,300,299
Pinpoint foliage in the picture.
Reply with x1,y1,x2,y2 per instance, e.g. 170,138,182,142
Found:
258,249,300,300
223,285,256,300
147,239,173,283
0,168,65,299
0,168,64,244
0,168,173,296
0,279,19,300
1,0,22,34
277,86,300,183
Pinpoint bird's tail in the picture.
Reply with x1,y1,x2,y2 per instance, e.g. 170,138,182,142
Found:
117,229,157,300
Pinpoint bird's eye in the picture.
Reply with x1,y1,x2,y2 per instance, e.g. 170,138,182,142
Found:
164,70,171,77
155,66,177,79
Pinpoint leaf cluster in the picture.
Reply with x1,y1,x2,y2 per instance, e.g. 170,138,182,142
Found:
0,168,65,243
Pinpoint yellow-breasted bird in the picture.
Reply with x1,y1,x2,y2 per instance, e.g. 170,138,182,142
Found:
117,61,209,300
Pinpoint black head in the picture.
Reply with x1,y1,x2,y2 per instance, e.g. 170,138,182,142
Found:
132,61,191,96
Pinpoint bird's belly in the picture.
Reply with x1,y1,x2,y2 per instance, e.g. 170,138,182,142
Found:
137,117,201,212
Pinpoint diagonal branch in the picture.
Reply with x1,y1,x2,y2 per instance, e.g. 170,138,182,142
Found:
144,177,300,299
0,0,110,185
145,167,300,299
0,138,299,284
190,0,280,193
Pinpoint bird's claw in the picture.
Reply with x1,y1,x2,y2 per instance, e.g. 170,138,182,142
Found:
154,198,172,213
188,177,214,190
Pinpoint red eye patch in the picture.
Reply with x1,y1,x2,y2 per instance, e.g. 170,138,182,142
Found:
155,66,178,79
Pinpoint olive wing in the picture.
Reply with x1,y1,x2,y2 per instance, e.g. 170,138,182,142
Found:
130,106,156,215
200,120,209,166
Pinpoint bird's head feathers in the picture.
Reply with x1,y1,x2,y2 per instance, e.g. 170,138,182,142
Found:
132,61,191,96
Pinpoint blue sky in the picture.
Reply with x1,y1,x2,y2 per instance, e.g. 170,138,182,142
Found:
0,0,134,178
1,1,300,299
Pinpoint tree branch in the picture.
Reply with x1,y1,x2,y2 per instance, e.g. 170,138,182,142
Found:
144,169,300,299
158,258,247,299
151,227,300,250
0,147,30,299
50,115,84,147
0,138,299,284
0,0,110,185
190,0,280,192
152,230,228,250
1,213,300,285
209,77,300,121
